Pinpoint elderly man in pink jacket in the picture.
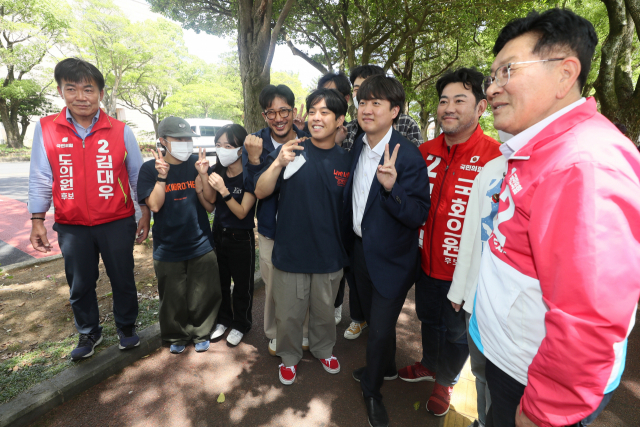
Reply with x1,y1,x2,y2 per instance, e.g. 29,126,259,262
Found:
471,8,640,427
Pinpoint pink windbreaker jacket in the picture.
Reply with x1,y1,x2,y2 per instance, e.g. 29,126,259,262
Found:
470,97,640,426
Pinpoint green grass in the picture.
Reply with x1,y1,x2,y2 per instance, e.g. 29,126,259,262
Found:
0,298,160,404
0,145,30,154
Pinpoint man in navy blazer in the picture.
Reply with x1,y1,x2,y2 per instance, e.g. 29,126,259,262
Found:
343,75,431,427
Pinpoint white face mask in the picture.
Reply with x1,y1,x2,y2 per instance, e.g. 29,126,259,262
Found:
353,95,359,110
167,140,193,162
217,147,241,167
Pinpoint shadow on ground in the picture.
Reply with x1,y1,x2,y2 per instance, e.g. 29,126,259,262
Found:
27,283,640,427
28,285,477,427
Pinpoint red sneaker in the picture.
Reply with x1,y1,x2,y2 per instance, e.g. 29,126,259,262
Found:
278,364,297,385
319,355,341,374
398,361,436,382
426,383,454,416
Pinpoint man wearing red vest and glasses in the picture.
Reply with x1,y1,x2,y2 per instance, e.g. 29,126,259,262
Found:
28,58,149,361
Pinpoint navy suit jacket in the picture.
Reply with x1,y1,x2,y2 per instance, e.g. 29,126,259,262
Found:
343,129,431,299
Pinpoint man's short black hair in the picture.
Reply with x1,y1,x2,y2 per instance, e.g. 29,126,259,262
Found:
306,88,348,119
357,75,405,123
493,8,597,90
259,84,295,110
349,65,384,85
317,71,351,98
54,58,105,91
436,68,486,105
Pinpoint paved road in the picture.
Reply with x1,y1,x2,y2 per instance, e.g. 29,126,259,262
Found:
0,159,172,267
27,284,640,427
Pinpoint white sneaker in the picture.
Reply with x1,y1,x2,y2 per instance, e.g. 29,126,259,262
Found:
334,305,342,325
211,324,227,340
268,338,277,356
227,329,244,346
302,337,309,351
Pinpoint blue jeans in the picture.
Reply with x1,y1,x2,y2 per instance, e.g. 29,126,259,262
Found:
415,270,469,387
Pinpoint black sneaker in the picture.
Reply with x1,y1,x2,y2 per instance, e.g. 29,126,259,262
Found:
70,333,103,361
117,325,140,350
352,366,398,382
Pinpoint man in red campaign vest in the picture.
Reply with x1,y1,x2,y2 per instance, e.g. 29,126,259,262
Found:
28,58,150,361
397,68,502,417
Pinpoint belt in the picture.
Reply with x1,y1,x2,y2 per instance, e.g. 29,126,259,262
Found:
216,226,253,235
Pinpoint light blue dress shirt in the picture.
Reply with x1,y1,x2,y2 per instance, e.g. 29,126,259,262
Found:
28,109,144,213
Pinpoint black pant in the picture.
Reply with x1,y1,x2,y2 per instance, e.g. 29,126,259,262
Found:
415,271,469,386
214,227,255,334
353,237,408,401
54,216,138,335
334,275,346,308
485,359,613,427
344,268,365,322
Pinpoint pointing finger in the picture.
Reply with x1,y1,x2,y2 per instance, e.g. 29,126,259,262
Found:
384,144,390,164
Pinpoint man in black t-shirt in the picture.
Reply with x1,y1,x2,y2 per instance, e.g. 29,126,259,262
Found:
137,116,221,355
254,88,351,386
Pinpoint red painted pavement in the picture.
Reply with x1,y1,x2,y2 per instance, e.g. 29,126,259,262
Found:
0,194,61,259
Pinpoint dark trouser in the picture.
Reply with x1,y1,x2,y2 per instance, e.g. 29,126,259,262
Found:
353,237,408,401
415,270,469,387
214,227,255,334
467,312,490,426
485,359,613,427
154,250,221,345
334,275,346,308
54,216,138,336
344,268,365,322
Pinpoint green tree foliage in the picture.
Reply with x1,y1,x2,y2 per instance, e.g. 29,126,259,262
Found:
69,0,161,118
158,53,244,123
0,0,68,148
589,0,640,142
147,0,297,133
271,70,309,108
118,18,187,137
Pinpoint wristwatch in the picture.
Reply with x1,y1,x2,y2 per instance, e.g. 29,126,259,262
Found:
157,177,167,183
222,193,233,202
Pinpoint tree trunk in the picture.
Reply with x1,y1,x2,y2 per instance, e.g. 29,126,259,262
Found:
0,98,25,148
594,0,640,143
418,103,429,141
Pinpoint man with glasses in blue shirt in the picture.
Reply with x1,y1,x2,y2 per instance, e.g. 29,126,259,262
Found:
239,85,310,355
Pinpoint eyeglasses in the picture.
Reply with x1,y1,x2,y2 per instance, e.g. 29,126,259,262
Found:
263,108,293,120
483,58,565,95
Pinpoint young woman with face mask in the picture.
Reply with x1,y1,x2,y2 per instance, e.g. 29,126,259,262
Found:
208,124,258,346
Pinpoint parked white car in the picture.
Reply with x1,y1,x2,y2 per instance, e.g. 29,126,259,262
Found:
186,118,233,156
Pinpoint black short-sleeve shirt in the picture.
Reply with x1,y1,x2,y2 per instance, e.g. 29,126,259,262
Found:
255,139,352,274
213,170,256,230
137,155,214,262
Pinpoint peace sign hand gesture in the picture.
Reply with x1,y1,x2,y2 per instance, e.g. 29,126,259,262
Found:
293,103,307,130
376,143,399,191
153,148,170,179
276,138,305,168
195,147,210,175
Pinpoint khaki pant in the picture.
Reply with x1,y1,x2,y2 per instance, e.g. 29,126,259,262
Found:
272,267,343,366
259,234,308,339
